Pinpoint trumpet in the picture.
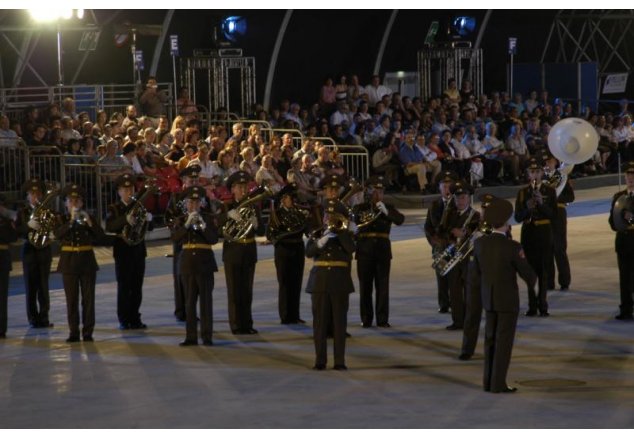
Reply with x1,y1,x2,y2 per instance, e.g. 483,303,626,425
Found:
73,208,89,226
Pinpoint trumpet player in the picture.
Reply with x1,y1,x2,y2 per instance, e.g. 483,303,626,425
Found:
267,183,308,325
306,198,356,370
15,178,54,329
353,175,404,328
608,161,634,320
0,194,18,339
444,180,480,331
55,184,106,343
171,186,219,346
514,158,557,317
106,174,153,330
221,171,265,335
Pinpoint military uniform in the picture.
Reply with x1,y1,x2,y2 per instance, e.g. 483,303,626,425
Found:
220,171,265,335
469,197,536,393
306,199,356,370
105,174,154,330
0,195,18,337
14,179,54,328
352,175,404,327
549,178,574,291
514,159,557,315
55,185,107,342
267,183,308,324
171,186,219,345
608,162,634,320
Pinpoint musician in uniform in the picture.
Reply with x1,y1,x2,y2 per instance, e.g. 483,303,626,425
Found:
353,175,404,328
424,171,458,314
469,197,536,393
514,158,557,316
608,161,634,320
220,171,265,335
165,164,203,321
15,178,55,328
106,174,154,330
0,194,18,338
55,184,107,342
267,183,308,325
444,180,480,331
171,186,219,345
306,198,356,370
543,153,574,291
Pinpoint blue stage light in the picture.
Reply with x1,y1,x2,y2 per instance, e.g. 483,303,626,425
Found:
451,16,476,37
221,16,247,43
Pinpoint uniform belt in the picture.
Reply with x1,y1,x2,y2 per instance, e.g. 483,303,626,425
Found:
61,245,93,252
0,244,8,250
314,261,349,268
357,232,390,239
532,219,551,225
231,238,255,244
183,243,214,250
557,203,567,208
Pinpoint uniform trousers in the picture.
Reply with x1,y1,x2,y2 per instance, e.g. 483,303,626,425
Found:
23,247,52,325
461,280,482,356
312,290,349,366
0,267,8,335
549,208,571,289
447,260,468,327
62,272,96,338
182,273,214,342
225,261,256,332
617,251,634,315
114,250,145,325
172,242,185,319
483,310,518,392
274,242,305,323
357,257,391,326
521,224,553,312
435,271,450,310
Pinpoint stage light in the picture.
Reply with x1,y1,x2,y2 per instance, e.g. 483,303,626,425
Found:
451,16,476,37
220,16,247,43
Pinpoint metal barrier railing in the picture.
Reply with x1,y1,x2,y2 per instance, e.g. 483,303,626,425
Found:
269,128,304,150
0,137,27,201
327,144,370,183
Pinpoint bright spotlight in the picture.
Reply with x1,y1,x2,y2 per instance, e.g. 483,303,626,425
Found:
220,16,247,43
28,8,80,22
451,16,477,38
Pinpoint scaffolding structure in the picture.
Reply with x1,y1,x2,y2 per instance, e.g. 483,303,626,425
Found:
180,54,256,117
417,46,483,101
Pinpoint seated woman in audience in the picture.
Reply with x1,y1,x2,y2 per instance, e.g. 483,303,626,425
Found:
239,146,259,177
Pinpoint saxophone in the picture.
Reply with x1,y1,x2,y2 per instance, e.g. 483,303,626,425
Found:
28,188,60,249
121,184,157,246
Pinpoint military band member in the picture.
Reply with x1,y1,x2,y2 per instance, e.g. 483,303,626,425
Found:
444,180,480,330
353,175,404,328
424,171,458,313
543,153,574,291
106,174,153,330
514,158,556,316
306,199,356,370
469,197,536,393
221,171,265,335
608,161,634,320
14,178,55,328
171,186,219,346
165,165,203,321
267,183,308,325
0,194,18,338
55,184,106,342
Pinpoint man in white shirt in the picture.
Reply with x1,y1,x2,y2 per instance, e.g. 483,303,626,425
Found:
364,75,392,107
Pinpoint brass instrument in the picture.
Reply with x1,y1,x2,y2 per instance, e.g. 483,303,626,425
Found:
73,208,89,226
431,195,455,259
28,188,59,249
339,178,363,207
543,163,574,197
611,194,634,232
121,184,157,246
222,185,274,242
356,204,382,229
267,199,309,244
432,208,477,276
187,212,206,231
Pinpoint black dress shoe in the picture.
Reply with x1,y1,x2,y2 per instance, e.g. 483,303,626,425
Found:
539,310,550,317
333,364,348,371
119,323,130,330
202,339,214,346
346,332,352,338
524,309,537,317
458,353,472,361
445,323,463,330
0,333,6,339
280,320,291,325
83,335,94,342
377,323,391,328
296,318,306,324
361,322,372,328
130,322,148,330
438,307,449,314
312,364,326,371
492,386,517,393
560,286,569,291
175,315,186,322
245,328,258,334
179,339,198,346
66,335,80,343
615,313,634,321
231,329,240,334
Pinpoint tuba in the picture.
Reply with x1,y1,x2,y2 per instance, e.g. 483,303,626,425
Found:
121,183,158,246
223,185,274,242
28,188,60,249
611,194,634,232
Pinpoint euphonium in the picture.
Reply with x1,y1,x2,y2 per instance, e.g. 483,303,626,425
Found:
28,188,59,249
121,184,157,246
223,185,274,241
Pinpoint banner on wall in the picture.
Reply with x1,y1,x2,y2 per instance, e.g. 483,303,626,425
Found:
603,73,628,94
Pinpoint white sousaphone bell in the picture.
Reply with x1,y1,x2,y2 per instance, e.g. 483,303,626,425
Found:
546,117,599,196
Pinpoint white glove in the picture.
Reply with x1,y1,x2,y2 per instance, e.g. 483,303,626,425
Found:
227,209,241,221
198,218,207,231
249,215,258,229
71,207,79,220
126,211,137,225
376,201,388,216
184,212,198,227
348,221,358,234
146,212,153,222
326,231,337,239
28,219,41,230
317,234,330,248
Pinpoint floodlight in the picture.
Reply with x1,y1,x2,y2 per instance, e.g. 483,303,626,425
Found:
451,16,476,37
220,16,247,43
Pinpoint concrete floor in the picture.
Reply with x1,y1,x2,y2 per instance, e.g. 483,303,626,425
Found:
1,185,634,428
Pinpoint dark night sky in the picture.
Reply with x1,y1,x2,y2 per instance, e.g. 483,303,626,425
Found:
0,10,569,108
